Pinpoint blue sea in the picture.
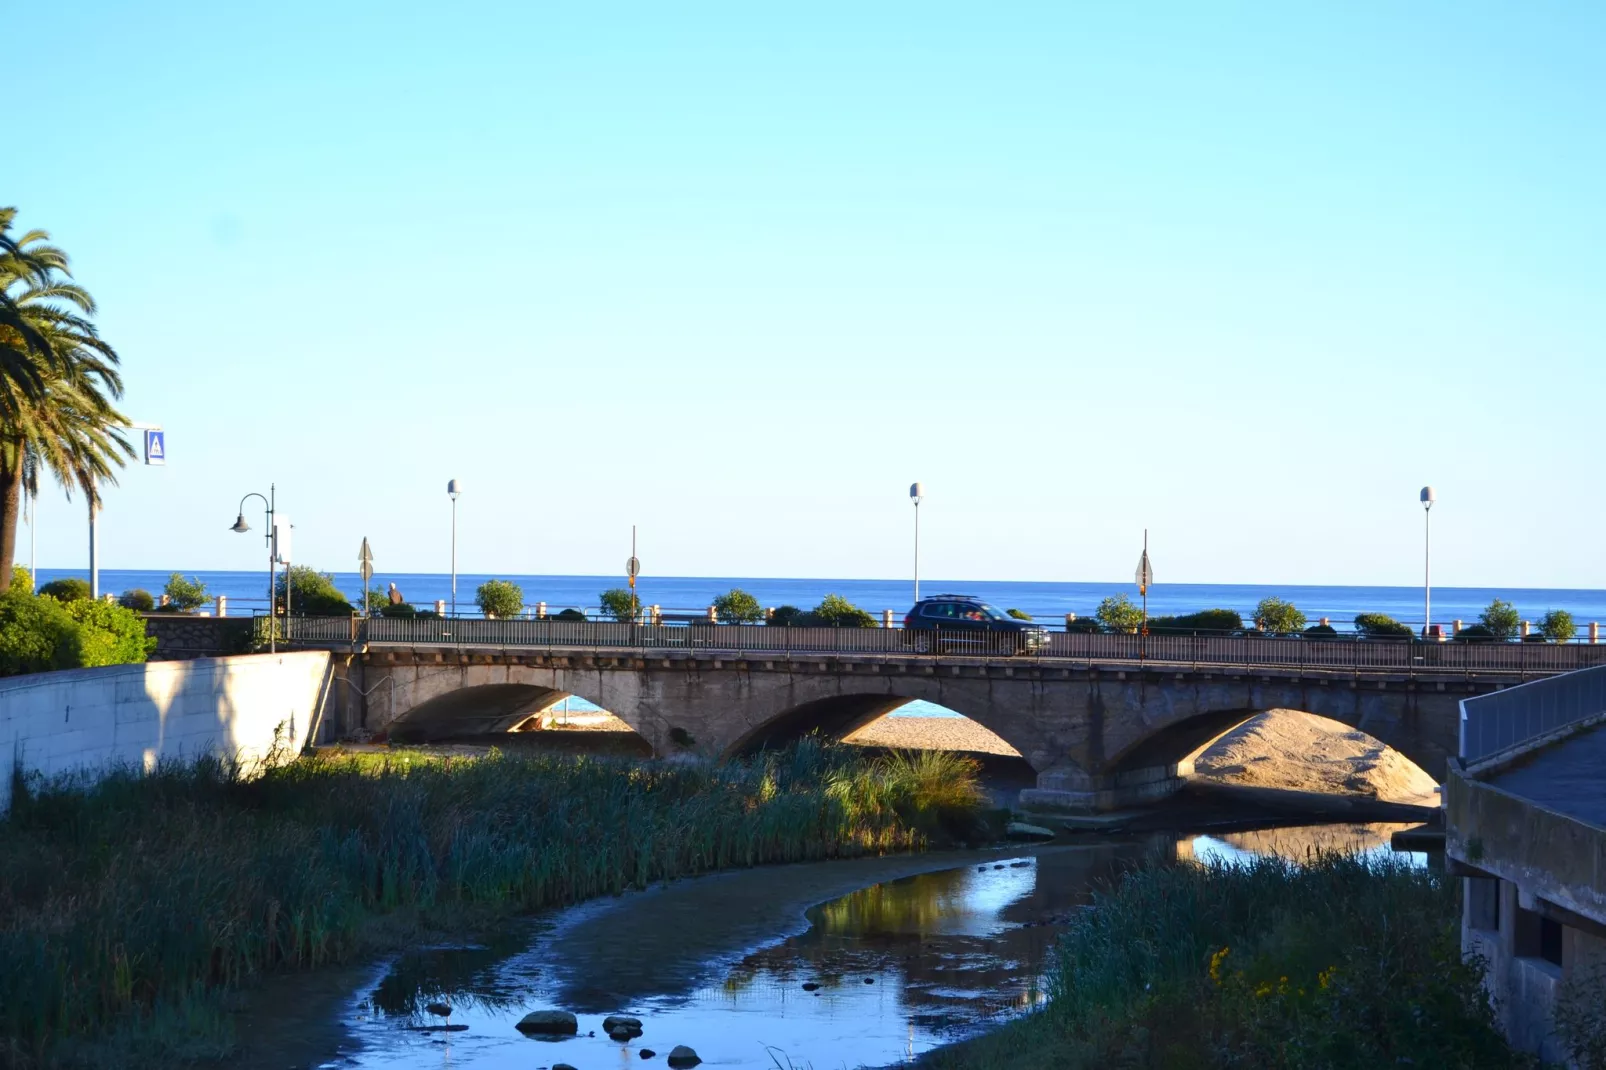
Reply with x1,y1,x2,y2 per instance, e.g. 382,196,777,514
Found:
30,567,1606,632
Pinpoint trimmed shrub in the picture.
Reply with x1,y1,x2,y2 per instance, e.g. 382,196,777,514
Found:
39,577,92,603
1354,612,1413,639
769,605,806,626
62,599,156,667
1095,594,1144,634
713,588,764,624
118,588,156,612
1540,609,1577,643
810,593,876,628
553,608,586,622
1147,609,1243,635
379,602,417,619
1479,599,1520,640
1065,616,1102,634
163,573,210,612
598,588,640,622
0,589,78,674
1456,624,1496,643
475,579,524,619
1304,623,1339,637
277,566,354,616
1006,608,1032,621
1253,597,1307,635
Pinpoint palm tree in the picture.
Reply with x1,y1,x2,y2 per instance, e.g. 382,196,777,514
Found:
0,214,132,593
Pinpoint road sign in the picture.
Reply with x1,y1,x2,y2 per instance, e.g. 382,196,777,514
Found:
143,429,165,465
359,537,374,584
1134,541,1153,594
626,556,640,579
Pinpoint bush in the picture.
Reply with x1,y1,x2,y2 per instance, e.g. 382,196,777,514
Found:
62,599,157,666
1095,594,1144,634
1006,608,1032,620
1456,624,1496,642
1479,599,1520,640
118,588,156,612
1147,609,1243,635
598,587,640,622
39,577,91,603
475,579,524,619
1253,596,1307,635
553,607,586,622
769,605,806,626
163,573,210,612
1065,616,1102,633
10,565,31,592
1540,609,1577,643
0,589,78,674
1304,623,1339,637
378,602,417,619
276,566,354,616
713,588,764,624
810,593,876,628
1354,612,1414,639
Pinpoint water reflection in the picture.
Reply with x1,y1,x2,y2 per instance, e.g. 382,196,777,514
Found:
335,825,1419,1070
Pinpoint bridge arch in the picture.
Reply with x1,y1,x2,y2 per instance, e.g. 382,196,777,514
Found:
384,683,622,744
729,694,1023,760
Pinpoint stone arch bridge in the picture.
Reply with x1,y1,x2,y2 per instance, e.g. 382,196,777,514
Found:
326,643,1502,809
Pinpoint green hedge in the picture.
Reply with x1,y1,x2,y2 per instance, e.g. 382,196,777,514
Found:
0,587,154,676
1147,609,1244,635
1354,612,1414,638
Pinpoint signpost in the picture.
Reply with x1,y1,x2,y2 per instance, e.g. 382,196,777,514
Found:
143,429,166,466
626,525,641,621
359,537,374,617
1134,530,1154,665
91,423,164,600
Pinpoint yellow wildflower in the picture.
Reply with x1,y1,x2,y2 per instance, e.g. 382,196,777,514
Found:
1208,947,1231,985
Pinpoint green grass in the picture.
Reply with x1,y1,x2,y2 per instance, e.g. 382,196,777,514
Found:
921,853,1529,1070
0,739,982,1068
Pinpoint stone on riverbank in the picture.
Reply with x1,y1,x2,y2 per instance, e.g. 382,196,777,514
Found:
667,1044,702,1067
514,1009,578,1035
1005,821,1054,840
604,1014,644,1035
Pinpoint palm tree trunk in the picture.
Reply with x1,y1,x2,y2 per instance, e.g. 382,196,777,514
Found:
0,442,22,594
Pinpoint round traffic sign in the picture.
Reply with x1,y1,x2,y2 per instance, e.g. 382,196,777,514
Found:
626,556,640,579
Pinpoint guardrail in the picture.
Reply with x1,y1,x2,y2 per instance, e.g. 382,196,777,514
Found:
1459,663,1606,761
276,616,1606,674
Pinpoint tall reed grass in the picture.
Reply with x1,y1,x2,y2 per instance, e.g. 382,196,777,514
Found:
0,740,981,1067
923,852,1524,1069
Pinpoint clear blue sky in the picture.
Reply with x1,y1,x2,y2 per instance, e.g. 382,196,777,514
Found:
10,2,1604,587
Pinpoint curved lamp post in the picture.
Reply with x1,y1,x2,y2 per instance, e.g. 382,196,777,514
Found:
230,485,276,653
1420,486,1435,639
909,482,923,603
447,479,461,617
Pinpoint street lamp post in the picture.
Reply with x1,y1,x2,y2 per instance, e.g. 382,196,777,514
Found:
909,482,923,603
230,484,276,654
447,479,461,617
1420,486,1435,639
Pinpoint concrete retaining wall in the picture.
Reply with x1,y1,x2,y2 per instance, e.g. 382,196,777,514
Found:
0,651,333,811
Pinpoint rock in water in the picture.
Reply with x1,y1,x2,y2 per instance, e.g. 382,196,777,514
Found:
604,1014,644,1035
667,1045,702,1068
424,1001,452,1018
554,1064,578,1070
800,982,820,991
610,1028,635,1041
514,1009,578,1035
1005,821,1055,841
640,1050,657,1059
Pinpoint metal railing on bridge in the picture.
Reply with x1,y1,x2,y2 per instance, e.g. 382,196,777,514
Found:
1459,663,1606,762
275,615,1606,675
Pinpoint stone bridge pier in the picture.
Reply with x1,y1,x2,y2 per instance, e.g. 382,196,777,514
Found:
330,647,1485,810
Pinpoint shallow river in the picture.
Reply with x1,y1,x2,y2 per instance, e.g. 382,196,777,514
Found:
321,823,1419,1070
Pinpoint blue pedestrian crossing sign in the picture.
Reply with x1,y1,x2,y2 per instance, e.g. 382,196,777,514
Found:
144,429,166,466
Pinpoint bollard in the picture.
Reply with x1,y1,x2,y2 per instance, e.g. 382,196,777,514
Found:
652,604,662,625
707,605,718,623
1065,613,1077,627
1592,622,1600,644
536,601,547,619
1319,617,1329,628
1453,619,1462,636
216,594,228,618
1521,620,1531,638
766,606,775,621
883,609,894,628
434,599,446,616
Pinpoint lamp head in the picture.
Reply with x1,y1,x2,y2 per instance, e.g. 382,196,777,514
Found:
230,514,250,534
909,481,923,505
447,478,461,501
1420,485,1435,509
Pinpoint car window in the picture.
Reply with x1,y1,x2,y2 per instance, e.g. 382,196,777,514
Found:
921,603,955,619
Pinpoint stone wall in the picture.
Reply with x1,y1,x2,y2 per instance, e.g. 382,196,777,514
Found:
0,651,333,811
142,613,257,660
